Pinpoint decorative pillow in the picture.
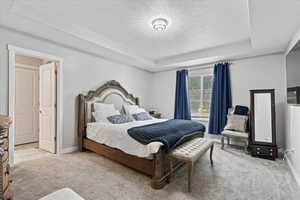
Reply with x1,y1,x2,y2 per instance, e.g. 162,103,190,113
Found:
132,112,152,121
136,108,147,114
123,105,146,115
224,114,248,132
107,114,133,124
92,110,120,123
234,105,249,116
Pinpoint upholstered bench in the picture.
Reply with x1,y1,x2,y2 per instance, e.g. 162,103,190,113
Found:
169,138,214,192
39,188,85,200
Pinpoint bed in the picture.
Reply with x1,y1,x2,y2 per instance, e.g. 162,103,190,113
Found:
77,80,204,189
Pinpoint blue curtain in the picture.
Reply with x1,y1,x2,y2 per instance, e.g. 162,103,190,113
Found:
174,69,191,120
208,63,232,134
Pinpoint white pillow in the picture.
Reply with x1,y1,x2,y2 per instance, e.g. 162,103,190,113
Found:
92,110,120,123
123,105,141,115
135,108,147,113
224,114,248,132
94,103,115,113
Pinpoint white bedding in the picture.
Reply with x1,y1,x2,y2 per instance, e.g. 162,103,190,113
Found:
86,119,167,159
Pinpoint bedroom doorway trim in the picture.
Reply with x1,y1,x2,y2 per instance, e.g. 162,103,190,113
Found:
8,44,64,166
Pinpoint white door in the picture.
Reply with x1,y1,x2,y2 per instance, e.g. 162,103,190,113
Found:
15,65,39,145
39,62,56,153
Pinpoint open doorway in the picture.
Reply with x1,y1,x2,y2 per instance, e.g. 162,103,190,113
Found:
8,45,63,166
13,55,57,164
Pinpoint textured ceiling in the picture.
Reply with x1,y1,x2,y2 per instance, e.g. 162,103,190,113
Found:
1,0,300,72
10,0,250,60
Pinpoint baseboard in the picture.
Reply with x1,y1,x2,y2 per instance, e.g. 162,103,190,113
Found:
286,156,300,188
61,146,78,154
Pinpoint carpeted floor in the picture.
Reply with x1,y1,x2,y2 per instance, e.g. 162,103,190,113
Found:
13,144,300,200
14,143,53,165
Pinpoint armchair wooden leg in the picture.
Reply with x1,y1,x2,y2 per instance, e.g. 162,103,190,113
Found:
227,136,230,145
221,136,225,150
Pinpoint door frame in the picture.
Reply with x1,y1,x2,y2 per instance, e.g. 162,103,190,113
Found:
8,45,64,166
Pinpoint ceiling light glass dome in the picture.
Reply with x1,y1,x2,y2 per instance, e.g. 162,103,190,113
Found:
152,18,168,31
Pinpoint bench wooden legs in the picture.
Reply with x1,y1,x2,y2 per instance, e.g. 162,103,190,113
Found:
210,144,214,167
169,139,214,193
188,162,193,192
187,144,214,192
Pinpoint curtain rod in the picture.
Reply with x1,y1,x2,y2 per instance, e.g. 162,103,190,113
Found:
160,51,284,73
180,60,233,72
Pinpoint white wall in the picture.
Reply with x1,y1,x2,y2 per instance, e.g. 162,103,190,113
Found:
285,37,300,187
286,49,300,88
286,105,300,186
150,70,176,119
150,54,286,147
0,27,152,150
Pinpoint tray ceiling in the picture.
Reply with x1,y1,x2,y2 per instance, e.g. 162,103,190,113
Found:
1,0,300,72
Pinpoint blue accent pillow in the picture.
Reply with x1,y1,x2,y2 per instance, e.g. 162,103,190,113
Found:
234,105,249,116
132,112,152,121
107,114,133,124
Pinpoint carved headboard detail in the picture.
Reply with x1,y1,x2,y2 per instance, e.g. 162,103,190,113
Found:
77,80,139,151
84,80,139,103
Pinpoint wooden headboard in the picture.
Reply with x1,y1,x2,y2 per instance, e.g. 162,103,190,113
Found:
77,80,139,151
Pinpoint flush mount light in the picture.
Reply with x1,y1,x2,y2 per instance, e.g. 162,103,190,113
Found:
152,18,168,31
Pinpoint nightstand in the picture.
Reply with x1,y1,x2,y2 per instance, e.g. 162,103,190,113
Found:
149,112,162,119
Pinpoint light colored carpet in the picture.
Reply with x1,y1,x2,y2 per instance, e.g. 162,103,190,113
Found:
14,143,53,165
13,144,300,200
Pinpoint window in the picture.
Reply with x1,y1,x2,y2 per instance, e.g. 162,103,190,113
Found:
188,71,213,118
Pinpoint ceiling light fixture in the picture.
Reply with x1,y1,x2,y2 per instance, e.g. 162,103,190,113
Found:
152,18,168,31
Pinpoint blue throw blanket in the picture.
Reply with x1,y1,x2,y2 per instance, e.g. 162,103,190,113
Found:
127,119,206,152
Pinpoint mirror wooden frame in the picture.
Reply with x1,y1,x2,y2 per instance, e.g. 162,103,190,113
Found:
250,89,276,146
